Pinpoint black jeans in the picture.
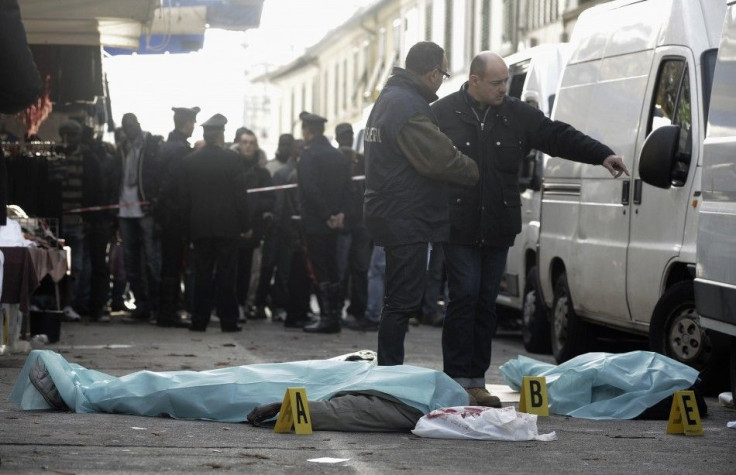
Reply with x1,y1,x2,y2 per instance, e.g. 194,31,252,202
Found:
192,237,239,331
345,226,371,318
442,244,508,386
236,241,256,307
85,220,112,318
285,246,312,323
377,242,430,366
118,216,160,313
304,232,338,283
159,223,186,322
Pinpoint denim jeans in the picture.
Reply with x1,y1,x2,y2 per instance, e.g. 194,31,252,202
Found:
118,216,161,314
85,221,113,317
442,244,509,387
337,232,351,282
62,224,85,309
365,245,386,323
422,244,447,319
377,243,430,366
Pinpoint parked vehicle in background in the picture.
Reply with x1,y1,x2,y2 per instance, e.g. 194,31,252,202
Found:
495,44,571,353
537,0,729,392
694,0,736,397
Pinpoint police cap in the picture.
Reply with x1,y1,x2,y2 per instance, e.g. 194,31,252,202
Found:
172,106,200,122
299,111,327,125
201,113,228,129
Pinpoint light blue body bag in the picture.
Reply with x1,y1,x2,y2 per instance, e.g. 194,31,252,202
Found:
499,351,699,419
10,350,469,422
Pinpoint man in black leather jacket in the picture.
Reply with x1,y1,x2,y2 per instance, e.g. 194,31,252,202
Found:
432,51,629,407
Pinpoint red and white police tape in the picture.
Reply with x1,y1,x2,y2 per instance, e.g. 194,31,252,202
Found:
63,175,366,214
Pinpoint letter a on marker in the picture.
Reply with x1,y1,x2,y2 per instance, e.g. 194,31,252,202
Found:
518,376,549,416
666,390,703,436
274,387,313,434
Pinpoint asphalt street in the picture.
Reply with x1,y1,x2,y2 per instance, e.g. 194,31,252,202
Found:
1,315,735,474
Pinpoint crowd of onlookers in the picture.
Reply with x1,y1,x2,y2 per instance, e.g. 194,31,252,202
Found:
52,107,448,334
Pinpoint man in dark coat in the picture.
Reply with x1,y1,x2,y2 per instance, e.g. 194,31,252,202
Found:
431,51,629,407
297,111,353,334
334,123,373,332
253,133,296,322
232,127,274,321
111,113,163,322
363,41,479,367
271,139,313,329
180,114,250,332
55,120,109,322
155,106,200,327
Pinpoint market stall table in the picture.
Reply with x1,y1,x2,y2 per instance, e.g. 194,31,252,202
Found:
1,246,67,353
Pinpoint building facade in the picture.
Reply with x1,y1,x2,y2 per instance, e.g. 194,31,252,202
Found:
256,0,606,139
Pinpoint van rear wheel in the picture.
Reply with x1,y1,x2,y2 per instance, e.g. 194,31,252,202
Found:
522,267,551,353
649,280,729,394
551,273,589,362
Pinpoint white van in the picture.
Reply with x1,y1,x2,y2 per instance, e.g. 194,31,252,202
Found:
495,44,571,353
694,0,736,396
537,0,729,390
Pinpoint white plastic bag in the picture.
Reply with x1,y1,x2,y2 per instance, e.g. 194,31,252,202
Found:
412,406,557,441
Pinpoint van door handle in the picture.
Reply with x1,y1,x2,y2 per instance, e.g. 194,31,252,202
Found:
633,179,643,205
621,180,630,205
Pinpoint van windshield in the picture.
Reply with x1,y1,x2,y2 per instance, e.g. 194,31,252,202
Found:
702,48,718,127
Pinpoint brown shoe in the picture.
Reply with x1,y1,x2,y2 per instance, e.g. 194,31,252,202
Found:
466,387,502,408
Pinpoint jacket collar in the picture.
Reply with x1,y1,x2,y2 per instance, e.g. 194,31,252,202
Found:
167,129,190,143
307,134,331,147
385,67,438,103
459,81,510,114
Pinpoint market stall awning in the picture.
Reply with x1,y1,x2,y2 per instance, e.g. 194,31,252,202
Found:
18,0,263,53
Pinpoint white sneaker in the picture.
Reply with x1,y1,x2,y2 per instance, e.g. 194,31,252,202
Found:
238,306,247,323
62,306,82,322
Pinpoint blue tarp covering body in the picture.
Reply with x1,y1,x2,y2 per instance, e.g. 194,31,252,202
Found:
9,350,469,422
499,351,699,419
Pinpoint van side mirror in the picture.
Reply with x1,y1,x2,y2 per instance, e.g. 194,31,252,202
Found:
639,125,680,189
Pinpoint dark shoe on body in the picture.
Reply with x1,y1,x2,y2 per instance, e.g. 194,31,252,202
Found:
466,387,502,408
29,359,68,410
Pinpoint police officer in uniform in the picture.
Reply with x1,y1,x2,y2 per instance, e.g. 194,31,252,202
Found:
297,111,352,334
156,106,200,327
180,114,250,332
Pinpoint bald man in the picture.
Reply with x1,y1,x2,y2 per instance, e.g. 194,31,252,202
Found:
431,51,629,407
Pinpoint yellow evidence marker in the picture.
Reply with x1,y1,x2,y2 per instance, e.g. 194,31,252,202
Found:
273,387,312,434
666,390,703,436
518,376,549,416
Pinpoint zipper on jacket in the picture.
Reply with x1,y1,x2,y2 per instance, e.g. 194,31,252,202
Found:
469,106,491,131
